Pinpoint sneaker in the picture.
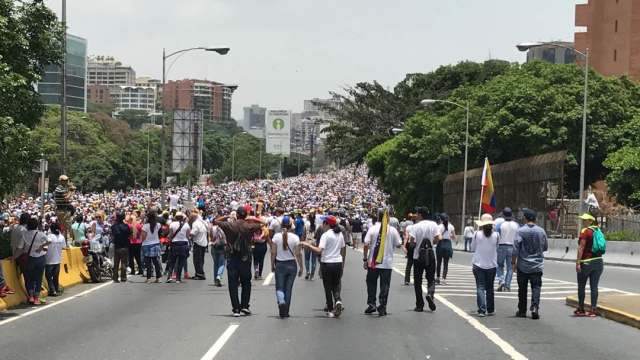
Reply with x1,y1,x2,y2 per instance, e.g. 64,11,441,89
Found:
113,279,120,283
279,303,287,318
504,287,511,292
377,306,387,316
426,295,436,311
435,278,440,285
515,311,527,318
27,296,35,304
404,282,410,286
496,284,504,292
176,280,182,284
586,310,597,318
145,279,152,284
154,278,161,283
232,311,241,317
305,274,310,280
477,312,486,317
33,297,41,305
364,305,377,314
215,279,222,287
441,279,447,285
240,308,252,316
334,301,343,318
573,309,587,317
166,279,175,283
184,272,190,279
172,272,177,280
414,307,424,312
254,274,259,280
487,312,495,316
531,311,540,320
48,291,58,297
327,312,335,318
309,274,314,280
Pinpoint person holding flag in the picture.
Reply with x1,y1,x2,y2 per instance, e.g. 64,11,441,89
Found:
480,158,497,215
363,208,402,316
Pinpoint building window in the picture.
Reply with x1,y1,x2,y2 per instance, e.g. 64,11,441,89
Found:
614,49,618,62
615,20,618,32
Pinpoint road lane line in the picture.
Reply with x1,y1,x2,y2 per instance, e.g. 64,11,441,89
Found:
200,324,239,360
0,281,113,327
262,272,274,286
390,267,528,360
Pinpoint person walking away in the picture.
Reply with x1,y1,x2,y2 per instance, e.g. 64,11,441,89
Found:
463,220,474,252
210,222,227,287
304,214,320,280
301,215,346,318
403,222,415,286
471,214,499,317
512,208,548,320
166,212,191,283
574,213,605,317
141,210,163,283
252,221,269,280
351,215,363,249
71,214,87,246
111,212,132,283
270,216,303,318
407,207,441,312
190,212,208,280
496,207,519,292
22,217,49,305
436,213,455,285
45,222,66,296
363,209,402,316
214,206,265,317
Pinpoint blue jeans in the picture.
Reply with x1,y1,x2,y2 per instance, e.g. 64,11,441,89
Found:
496,244,514,289
304,248,317,276
275,260,297,305
473,265,496,314
26,256,46,297
464,237,472,252
211,248,225,280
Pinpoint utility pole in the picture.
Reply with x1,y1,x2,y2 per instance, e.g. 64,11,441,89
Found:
60,0,67,174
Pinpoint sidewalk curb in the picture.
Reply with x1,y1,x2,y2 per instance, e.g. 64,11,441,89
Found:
452,249,640,269
565,295,640,329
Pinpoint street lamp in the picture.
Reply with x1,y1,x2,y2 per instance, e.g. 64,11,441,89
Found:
421,99,471,234
517,41,589,237
231,131,247,181
160,46,229,208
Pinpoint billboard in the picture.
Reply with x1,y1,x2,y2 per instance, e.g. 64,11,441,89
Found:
171,109,203,173
265,109,291,156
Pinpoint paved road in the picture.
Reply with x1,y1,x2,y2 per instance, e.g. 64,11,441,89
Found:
0,248,638,360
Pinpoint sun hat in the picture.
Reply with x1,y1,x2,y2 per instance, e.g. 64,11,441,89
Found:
579,213,596,222
475,213,495,227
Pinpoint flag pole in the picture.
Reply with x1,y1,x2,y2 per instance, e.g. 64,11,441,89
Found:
478,157,487,221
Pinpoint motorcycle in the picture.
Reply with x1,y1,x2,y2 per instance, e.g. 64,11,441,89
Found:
81,235,113,283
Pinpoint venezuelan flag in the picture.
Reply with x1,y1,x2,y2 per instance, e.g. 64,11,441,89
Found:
481,158,497,213
371,208,389,268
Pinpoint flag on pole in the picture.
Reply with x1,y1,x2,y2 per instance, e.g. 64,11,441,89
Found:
480,158,497,213
370,208,389,269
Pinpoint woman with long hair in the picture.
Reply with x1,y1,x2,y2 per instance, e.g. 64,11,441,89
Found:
270,216,303,318
127,214,144,275
471,213,498,317
436,213,455,285
166,212,191,283
22,217,49,305
301,215,346,318
141,209,163,283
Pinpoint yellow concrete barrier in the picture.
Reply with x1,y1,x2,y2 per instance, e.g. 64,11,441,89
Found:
58,248,84,288
0,259,28,310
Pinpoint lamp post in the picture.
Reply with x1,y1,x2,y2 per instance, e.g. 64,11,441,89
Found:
60,0,67,174
231,131,247,181
517,41,589,237
160,46,229,208
421,99,470,234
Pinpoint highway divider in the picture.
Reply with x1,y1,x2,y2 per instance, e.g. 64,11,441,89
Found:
0,247,88,311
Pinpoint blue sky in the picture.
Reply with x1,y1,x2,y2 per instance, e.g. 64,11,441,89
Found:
44,0,578,120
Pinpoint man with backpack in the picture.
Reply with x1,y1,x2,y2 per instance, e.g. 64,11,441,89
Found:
407,207,441,312
574,213,605,317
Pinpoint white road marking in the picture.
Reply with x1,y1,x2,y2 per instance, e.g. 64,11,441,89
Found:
0,281,113,327
262,272,274,286
200,324,239,360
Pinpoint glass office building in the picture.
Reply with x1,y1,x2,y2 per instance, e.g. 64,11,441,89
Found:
38,34,88,112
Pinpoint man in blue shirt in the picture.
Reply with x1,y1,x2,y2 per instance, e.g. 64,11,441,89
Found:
512,208,548,320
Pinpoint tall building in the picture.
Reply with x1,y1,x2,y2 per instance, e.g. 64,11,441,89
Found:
526,42,577,64
242,105,266,131
87,85,112,106
87,56,136,86
37,34,88,112
162,79,236,122
111,86,156,115
303,97,340,120
575,0,640,79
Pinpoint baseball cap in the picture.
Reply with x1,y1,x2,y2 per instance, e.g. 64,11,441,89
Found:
523,208,537,221
282,216,291,227
325,215,338,226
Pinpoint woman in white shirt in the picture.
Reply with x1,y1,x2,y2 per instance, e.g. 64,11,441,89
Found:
301,215,346,318
22,217,49,305
141,209,163,283
165,212,191,283
45,222,66,296
270,216,303,318
471,213,499,317
436,213,456,285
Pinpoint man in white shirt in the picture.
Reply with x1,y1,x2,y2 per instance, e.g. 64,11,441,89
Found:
190,213,209,280
168,191,180,211
497,207,519,292
363,209,402,316
408,207,442,312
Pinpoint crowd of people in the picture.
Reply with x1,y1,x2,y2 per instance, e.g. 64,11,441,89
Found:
0,166,605,321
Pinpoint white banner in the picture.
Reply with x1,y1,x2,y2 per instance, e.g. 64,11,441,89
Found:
265,109,291,156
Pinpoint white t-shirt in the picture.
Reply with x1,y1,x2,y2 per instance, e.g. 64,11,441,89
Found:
169,221,190,243
22,230,48,258
273,232,300,261
364,223,402,269
142,223,161,246
191,219,209,247
46,233,66,265
498,220,519,245
319,230,345,263
408,220,441,260
471,231,499,269
438,223,455,240
169,194,180,210
464,226,475,238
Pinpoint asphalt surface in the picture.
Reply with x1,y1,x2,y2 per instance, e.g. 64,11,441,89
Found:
0,247,638,360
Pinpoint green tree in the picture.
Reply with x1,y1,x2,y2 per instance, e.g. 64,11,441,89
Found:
0,117,39,197
604,146,640,207
202,132,231,174
117,109,152,130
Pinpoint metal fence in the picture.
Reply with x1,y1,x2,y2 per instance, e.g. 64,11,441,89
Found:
443,151,570,236
602,214,640,234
